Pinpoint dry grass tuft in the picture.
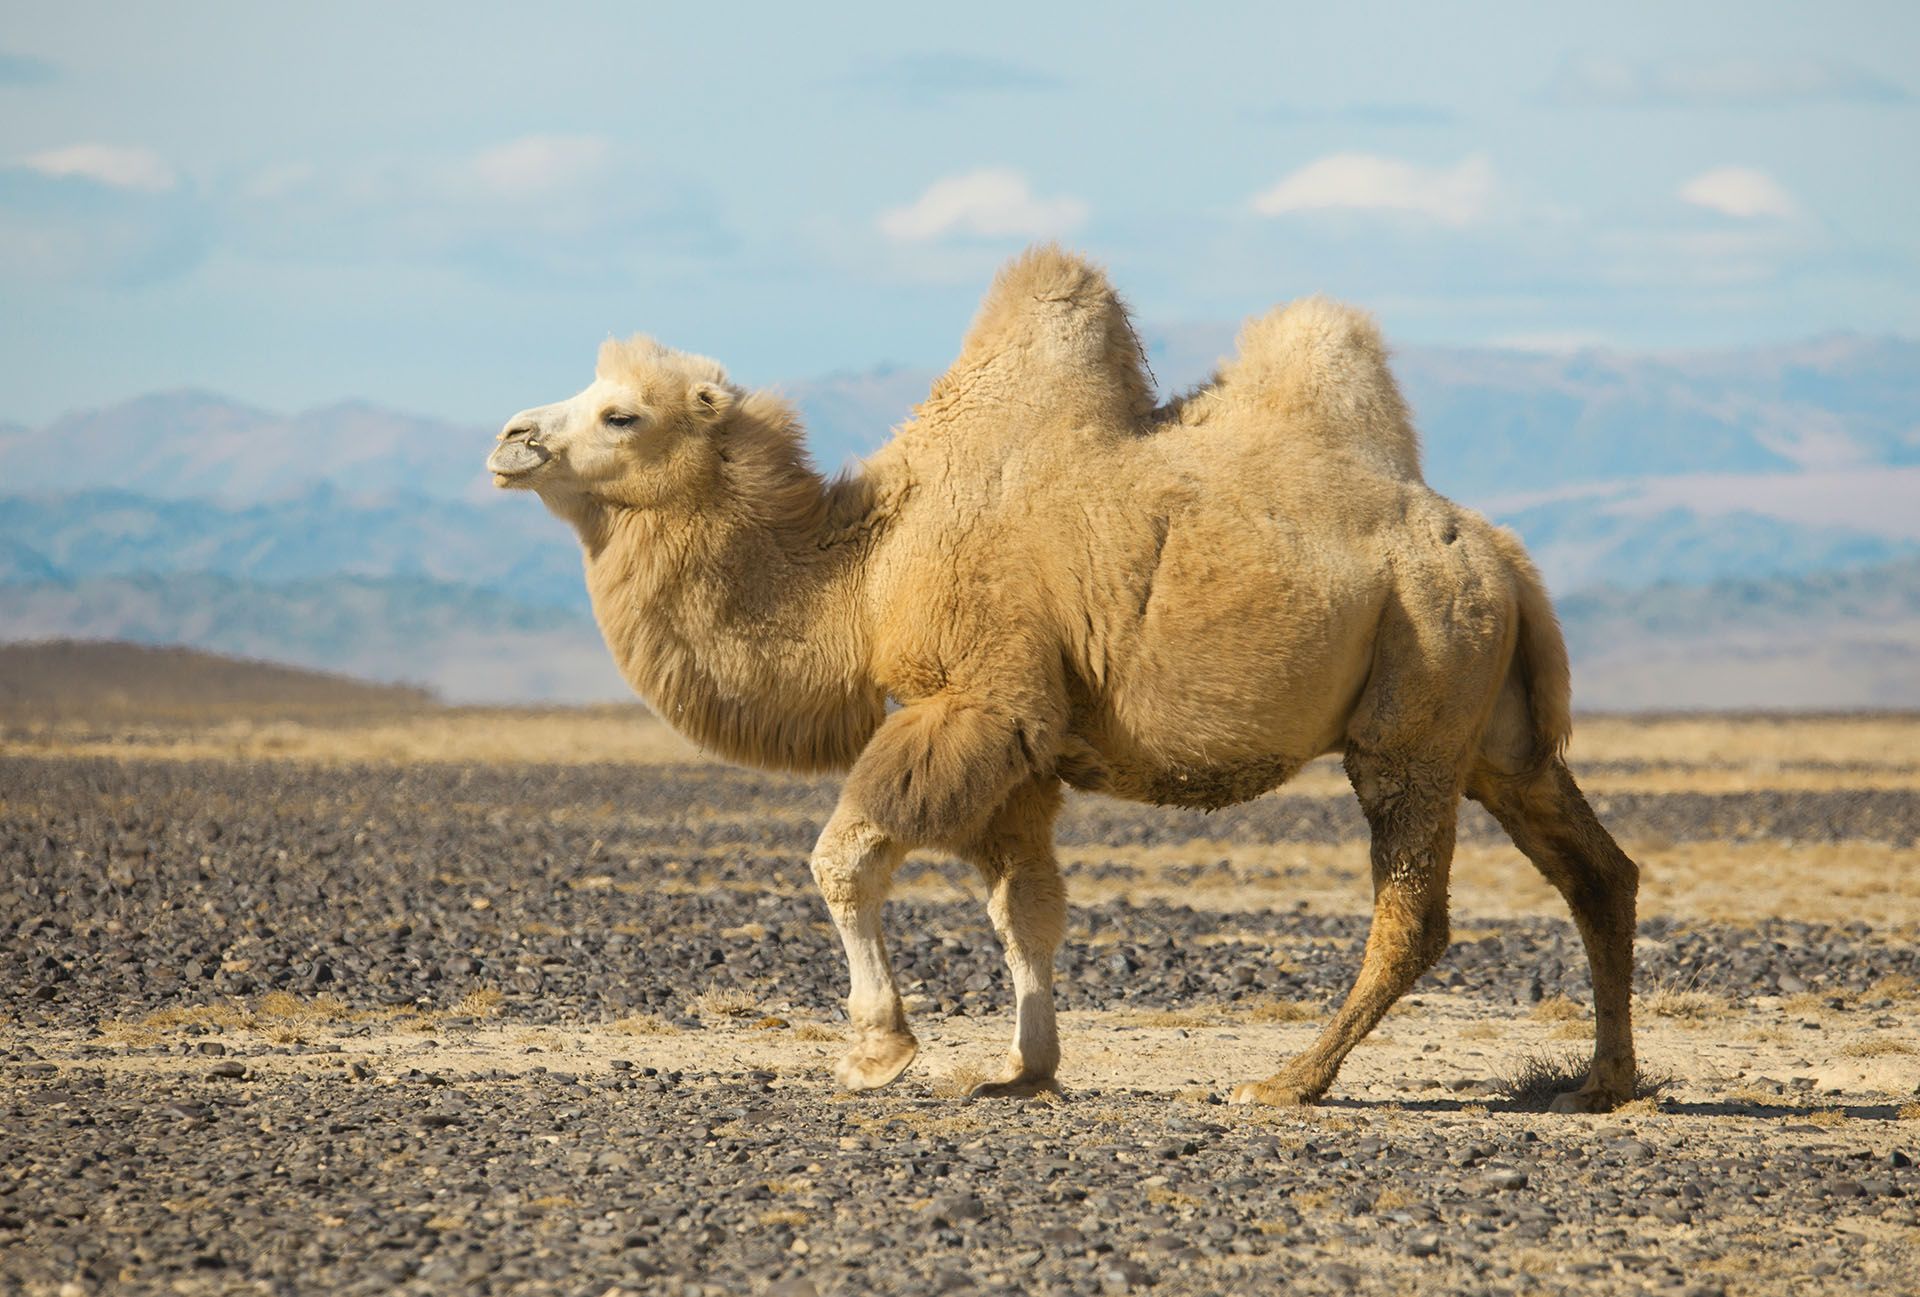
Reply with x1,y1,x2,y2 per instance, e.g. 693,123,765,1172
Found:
1146,1186,1204,1210
1840,1037,1915,1058
1643,987,1725,1021
1530,995,1583,1023
1497,1049,1669,1112
1240,996,1321,1024
1373,1185,1421,1212
608,1013,677,1036
454,987,504,1018
928,1063,992,1099
758,1209,809,1229
1899,1102,1920,1121
691,984,759,1019
103,992,389,1044
790,1022,840,1043
1866,973,1918,1000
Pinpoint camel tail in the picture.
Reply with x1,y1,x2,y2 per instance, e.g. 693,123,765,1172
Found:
1492,526,1573,763
1188,297,1422,480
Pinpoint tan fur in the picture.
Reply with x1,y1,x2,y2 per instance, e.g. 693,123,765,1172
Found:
489,247,1638,1111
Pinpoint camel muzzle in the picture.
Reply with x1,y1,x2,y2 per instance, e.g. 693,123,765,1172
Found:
487,432,551,480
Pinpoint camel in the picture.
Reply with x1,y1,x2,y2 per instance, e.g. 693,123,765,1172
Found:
486,246,1640,1112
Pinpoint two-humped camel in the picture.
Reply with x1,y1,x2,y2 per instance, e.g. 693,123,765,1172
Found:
488,247,1640,1112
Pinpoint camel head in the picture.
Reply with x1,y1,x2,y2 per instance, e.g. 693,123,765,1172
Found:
489,335,740,513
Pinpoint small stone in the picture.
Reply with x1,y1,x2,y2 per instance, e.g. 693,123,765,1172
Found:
1407,1234,1441,1258
923,1193,987,1226
1098,1259,1153,1294
208,1061,247,1079
1481,1169,1529,1190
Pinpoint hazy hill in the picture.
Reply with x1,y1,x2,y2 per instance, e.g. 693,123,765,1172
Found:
1558,558,1920,711
0,391,493,503
0,574,625,705
0,640,435,719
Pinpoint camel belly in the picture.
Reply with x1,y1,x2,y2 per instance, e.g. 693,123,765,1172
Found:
1060,504,1383,808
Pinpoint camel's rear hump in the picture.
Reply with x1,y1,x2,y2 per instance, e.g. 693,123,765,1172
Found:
1176,297,1423,481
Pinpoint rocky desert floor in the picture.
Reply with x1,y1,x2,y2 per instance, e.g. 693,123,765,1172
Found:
3,709,1918,1295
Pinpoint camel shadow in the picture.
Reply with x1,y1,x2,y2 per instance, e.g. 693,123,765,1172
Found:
1312,1095,1911,1122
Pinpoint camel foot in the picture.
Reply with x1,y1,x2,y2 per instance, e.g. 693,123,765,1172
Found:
1229,1077,1324,1107
1548,1084,1629,1114
832,1031,918,1092
968,1074,1061,1100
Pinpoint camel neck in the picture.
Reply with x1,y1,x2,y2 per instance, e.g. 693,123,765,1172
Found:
572,477,884,773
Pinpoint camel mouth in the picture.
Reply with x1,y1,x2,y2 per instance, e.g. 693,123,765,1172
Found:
487,435,551,485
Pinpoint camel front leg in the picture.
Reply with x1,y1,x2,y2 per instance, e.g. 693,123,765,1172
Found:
960,779,1067,1098
972,857,1066,1097
810,806,917,1091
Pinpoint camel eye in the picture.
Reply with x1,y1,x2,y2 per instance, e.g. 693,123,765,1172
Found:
604,411,639,429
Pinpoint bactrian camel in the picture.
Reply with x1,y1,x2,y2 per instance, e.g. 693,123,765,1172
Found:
487,247,1640,1112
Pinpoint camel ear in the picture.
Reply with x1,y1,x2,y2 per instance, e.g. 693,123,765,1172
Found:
690,380,734,423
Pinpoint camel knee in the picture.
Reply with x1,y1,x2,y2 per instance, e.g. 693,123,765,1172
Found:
808,812,896,913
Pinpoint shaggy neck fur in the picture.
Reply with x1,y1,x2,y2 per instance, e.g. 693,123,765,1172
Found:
565,394,885,772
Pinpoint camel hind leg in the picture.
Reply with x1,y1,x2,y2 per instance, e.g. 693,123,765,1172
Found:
1470,756,1640,1112
1233,744,1463,1106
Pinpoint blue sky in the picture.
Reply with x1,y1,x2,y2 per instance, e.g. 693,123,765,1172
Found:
1,1,1915,423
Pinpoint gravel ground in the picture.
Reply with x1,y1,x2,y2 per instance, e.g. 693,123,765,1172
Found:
4,753,1918,1295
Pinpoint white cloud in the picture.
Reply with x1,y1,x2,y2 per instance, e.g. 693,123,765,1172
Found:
1251,153,1493,227
19,144,175,193
878,169,1087,242
460,134,610,199
1679,166,1799,221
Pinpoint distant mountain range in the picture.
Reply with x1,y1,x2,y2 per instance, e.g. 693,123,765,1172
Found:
5,558,1914,709
3,330,1916,707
